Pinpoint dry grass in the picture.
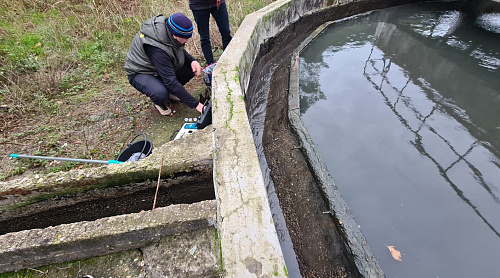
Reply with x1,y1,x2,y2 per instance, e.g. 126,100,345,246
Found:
0,0,275,180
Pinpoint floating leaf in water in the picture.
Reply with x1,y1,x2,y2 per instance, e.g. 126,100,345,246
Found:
386,245,402,261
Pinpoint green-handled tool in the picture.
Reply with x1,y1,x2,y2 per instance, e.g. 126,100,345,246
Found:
10,154,123,164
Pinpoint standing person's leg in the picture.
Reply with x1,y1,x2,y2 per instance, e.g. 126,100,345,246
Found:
211,3,232,50
192,9,214,64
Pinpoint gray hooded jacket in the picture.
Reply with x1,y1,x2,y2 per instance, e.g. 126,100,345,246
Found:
124,15,185,76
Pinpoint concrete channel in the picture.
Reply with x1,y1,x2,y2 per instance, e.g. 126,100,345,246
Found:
0,0,456,277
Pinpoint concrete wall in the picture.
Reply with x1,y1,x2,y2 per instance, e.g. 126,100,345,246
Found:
0,128,218,275
0,200,218,274
212,0,360,277
213,0,456,276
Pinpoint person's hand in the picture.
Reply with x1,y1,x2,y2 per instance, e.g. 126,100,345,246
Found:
191,60,201,76
196,102,204,113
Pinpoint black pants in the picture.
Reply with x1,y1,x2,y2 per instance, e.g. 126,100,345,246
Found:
128,63,194,107
191,3,232,64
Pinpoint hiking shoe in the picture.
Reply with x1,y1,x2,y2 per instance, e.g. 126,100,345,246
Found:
169,94,180,102
155,104,175,117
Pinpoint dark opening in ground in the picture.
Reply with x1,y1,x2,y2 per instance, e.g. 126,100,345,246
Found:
0,170,214,235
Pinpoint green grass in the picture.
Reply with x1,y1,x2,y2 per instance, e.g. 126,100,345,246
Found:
0,0,276,181
0,0,273,112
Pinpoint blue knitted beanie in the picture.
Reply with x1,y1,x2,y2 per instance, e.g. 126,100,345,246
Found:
166,13,193,38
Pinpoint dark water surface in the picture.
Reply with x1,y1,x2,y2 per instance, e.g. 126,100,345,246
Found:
299,2,500,277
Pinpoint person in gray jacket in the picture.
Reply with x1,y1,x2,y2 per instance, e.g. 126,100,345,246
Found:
124,13,204,116
189,0,232,65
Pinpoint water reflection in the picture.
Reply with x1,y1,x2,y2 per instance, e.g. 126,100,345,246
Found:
364,32,500,237
299,1,500,277
477,12,500,33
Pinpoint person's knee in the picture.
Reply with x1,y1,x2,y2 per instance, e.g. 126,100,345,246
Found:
222,33,232,42
200,34,211,45
177,64,195,85
148,89,169,105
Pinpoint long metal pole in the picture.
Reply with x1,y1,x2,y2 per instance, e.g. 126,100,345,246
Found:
10,154,123,164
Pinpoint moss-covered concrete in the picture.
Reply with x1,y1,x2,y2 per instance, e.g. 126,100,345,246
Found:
0,200,217,274
2,226,219,278
2,248,145,277
0,127,213,214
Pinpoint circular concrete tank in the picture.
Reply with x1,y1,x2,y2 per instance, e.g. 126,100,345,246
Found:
213,0,475,277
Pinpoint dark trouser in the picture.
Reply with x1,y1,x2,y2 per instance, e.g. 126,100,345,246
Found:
128,63,194,107
191,3,232,64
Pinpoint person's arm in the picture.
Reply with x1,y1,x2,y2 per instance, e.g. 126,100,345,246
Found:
184,49,195,63
144,44,200,109
184,50,201,76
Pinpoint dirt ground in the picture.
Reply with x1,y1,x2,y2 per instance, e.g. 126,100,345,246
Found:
258,53,360,278
0,74,208,181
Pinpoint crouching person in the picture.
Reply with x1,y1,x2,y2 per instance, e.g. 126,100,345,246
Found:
124,13,204,116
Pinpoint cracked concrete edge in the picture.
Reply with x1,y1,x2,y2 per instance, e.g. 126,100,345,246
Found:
212,68,284,277
212,0,334,277
0,127,213,212
0,199,217,273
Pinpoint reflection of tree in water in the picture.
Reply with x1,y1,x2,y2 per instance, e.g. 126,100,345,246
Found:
380,8,500,149
298,16,378,114
298,57,327,113
297,4,500,239
363,43,500,238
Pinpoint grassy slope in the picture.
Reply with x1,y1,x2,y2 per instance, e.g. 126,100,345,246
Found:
0,0,275,181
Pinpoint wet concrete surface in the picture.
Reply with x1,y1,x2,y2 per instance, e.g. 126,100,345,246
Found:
254,42,360,278
245,0,426,276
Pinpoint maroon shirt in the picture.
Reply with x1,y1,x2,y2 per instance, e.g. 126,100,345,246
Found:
189,0,225,10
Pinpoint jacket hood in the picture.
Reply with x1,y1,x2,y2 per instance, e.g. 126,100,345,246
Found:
140,15,170,44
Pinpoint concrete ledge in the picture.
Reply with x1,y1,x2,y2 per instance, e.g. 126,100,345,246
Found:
212,0,334,277
0,127,213,213
0,200,216,273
